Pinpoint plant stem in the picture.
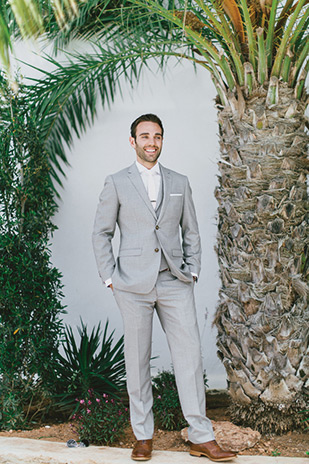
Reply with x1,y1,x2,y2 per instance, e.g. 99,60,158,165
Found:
291,39,309,87
266,76,278,105
281,48,293,82
294,60,309,99
244,62,256,96
239,0,257,71
257,27,267,84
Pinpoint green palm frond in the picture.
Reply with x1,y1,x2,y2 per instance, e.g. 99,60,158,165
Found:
4,0,308,89
39,0,123,52
0,0,81,71
25,32,192,186
0,7,12,71
2,0,307,187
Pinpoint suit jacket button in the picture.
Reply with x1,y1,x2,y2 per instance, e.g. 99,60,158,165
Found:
155,225,159,230
154,248,159,252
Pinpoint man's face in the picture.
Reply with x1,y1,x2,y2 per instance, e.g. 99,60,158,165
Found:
129,121,163,169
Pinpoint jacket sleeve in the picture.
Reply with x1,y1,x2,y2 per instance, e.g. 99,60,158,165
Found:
92,175,119,283
180,177,202,276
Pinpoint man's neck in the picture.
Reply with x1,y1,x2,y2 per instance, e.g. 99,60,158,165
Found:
136,159,158,170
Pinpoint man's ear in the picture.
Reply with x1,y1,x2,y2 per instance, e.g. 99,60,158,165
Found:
129,136,136,149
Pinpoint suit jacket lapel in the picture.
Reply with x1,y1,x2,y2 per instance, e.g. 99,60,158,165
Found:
157,164,172,222
155,172,163,214
127,163,157,219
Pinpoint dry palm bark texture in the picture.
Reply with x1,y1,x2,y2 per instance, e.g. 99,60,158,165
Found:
214,81,308,433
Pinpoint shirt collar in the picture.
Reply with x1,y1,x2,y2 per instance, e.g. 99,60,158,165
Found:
136,160,160,175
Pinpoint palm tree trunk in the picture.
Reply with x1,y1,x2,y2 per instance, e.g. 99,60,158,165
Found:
214,81,309,433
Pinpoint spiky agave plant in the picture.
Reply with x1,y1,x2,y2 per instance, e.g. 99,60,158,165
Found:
53,319,126,413
2,0,308,432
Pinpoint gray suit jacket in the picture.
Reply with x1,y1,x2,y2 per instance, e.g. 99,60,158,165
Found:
92,162,201,293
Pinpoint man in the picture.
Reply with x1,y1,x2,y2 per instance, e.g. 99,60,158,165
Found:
92,114,236,462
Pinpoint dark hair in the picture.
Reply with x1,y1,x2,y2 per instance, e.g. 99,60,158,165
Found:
130,114,164,139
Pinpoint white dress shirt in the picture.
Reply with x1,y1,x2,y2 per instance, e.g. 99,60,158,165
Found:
135,160,161,208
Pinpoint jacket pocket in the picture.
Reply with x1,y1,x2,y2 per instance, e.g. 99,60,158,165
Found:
172,249,183,257
119,248,142,257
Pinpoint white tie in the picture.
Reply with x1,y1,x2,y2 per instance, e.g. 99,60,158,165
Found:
146,170,157,209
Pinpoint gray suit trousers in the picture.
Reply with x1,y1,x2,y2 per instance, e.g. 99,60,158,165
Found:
113,270,214,444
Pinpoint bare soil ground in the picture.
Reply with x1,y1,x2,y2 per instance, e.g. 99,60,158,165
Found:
0,408,308,458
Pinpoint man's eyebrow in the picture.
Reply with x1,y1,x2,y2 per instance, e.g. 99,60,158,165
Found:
138,132,162,136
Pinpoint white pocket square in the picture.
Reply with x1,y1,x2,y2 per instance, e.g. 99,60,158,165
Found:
170,193,183,196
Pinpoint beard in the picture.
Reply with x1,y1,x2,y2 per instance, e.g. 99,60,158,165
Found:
135,142,162,165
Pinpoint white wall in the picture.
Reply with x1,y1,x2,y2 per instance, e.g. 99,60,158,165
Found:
13,43,227,389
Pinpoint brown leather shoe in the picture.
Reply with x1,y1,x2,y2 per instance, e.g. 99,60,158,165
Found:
190,440,237,462
131,439,153,461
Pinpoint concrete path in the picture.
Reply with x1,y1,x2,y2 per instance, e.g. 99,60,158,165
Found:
0,438,307,464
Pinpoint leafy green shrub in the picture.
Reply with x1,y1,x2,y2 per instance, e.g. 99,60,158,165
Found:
0,385,26,430
152,370,186,431
53,319,126,413
72,390,129,445
152,369,208,431
0,77,65,429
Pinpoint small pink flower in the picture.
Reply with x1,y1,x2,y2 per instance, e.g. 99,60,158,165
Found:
103,394,107,398
96,398,100,403
88,400,92,405
80,399,85,404
87,408,91,414
105,400,108,403
157,395,161,399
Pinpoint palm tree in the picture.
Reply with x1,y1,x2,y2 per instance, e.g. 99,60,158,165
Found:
2,0,308,433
